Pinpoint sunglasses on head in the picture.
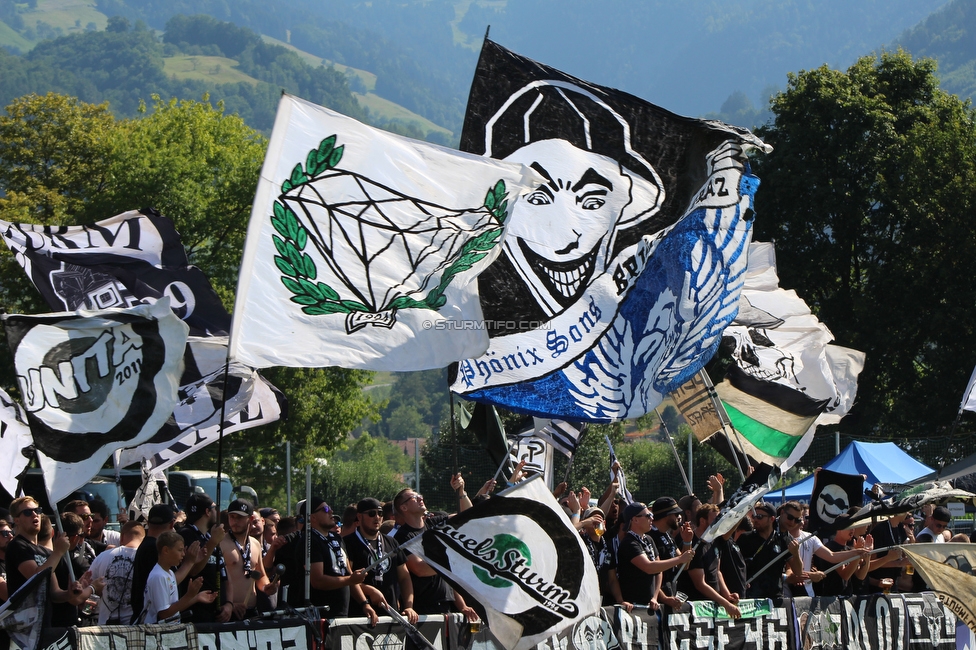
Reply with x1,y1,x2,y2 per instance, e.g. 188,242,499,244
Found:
18,507,42,517
362,509,382,517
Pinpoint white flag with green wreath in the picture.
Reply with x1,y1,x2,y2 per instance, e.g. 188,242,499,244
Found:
231,94,537,371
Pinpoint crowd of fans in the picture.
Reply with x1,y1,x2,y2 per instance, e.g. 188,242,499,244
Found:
0,469,968,628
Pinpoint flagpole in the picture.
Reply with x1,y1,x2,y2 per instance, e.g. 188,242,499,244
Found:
657,408,694,497
492,436,519,482
449,389,458,477
36,452,77,584
699,370,749,482
214,356,232,510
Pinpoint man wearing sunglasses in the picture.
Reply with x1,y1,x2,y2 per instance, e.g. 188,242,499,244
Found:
64,501,98,577
287,497,374,623
737,501,801,601
345,498,418,624
6,497,97,619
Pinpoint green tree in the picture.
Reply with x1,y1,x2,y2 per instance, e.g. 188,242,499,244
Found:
753,50,976,453
0,93,381,495
87,95,266,305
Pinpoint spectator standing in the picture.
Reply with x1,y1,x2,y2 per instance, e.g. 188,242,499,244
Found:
89,521,144,625
345,497,417,623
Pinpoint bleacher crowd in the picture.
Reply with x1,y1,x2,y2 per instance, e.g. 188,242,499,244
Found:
0,471,965,628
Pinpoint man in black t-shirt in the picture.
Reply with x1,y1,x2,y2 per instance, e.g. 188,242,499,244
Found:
615,502,694,610
179,493,231,622
345,498,417,622
738,501,801,601
866,514,910,592
392,488,478,619
648,496,693,604
6,497,96,626
287,497,374,621
675,504,740,618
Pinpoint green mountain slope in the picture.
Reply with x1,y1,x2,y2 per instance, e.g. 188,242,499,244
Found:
896,0,976,101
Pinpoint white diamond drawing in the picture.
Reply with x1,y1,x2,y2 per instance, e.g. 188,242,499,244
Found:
282,169,502,312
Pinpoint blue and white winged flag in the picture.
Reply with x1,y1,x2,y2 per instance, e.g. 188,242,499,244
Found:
3,300,187,502
231,94,538,371
451,40,769,421
416,475,601,650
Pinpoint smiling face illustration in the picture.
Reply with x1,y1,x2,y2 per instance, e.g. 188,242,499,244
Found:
816,484,850,523
483,80,664,319
503,140,633,310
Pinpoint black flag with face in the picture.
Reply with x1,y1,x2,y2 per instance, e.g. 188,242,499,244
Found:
809,468,864,533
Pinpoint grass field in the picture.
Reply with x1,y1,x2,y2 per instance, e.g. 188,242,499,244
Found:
22,0,105,34
0,19,34,52
354,92,453,139
162,55,261,86
261,34,378,92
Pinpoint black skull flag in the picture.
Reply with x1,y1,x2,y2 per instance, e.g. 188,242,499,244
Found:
0,209,231,337
451,40,770,421
3,300,187,501
810,468,864,533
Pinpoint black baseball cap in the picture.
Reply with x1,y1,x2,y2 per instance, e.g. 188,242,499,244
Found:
227,499,254,517
186,493,213,519
357,498,383,513
298,497,327,517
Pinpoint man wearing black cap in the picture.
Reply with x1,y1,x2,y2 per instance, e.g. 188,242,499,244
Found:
737,502,801,601
221,499,277,620
647,496,694,605
287,497,374,622
345,497,418,623
130,503,206,623
917,506,951,543
179,493,230,623
616,502,694,611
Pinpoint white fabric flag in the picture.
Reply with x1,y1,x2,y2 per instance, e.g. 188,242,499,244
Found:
718,241,866,472
0,388,33,497
231,94,538,371
3,300,187,502
961,364,976,412
416,475,601,650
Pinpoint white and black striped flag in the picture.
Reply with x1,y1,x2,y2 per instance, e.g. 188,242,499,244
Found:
536,419,585,457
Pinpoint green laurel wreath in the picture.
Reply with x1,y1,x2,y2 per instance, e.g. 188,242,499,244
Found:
272,135,509,316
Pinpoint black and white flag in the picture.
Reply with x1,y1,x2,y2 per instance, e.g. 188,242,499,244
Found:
116,336,286,471
0,209,231,336
417,475,601,650
3,300,187,501
0,387,33,496
809,468,864,534
534,419,585,457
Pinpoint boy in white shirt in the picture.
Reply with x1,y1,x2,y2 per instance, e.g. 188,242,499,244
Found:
143,530,215,624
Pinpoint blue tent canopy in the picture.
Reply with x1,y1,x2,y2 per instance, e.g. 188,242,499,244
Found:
764,441,933,504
